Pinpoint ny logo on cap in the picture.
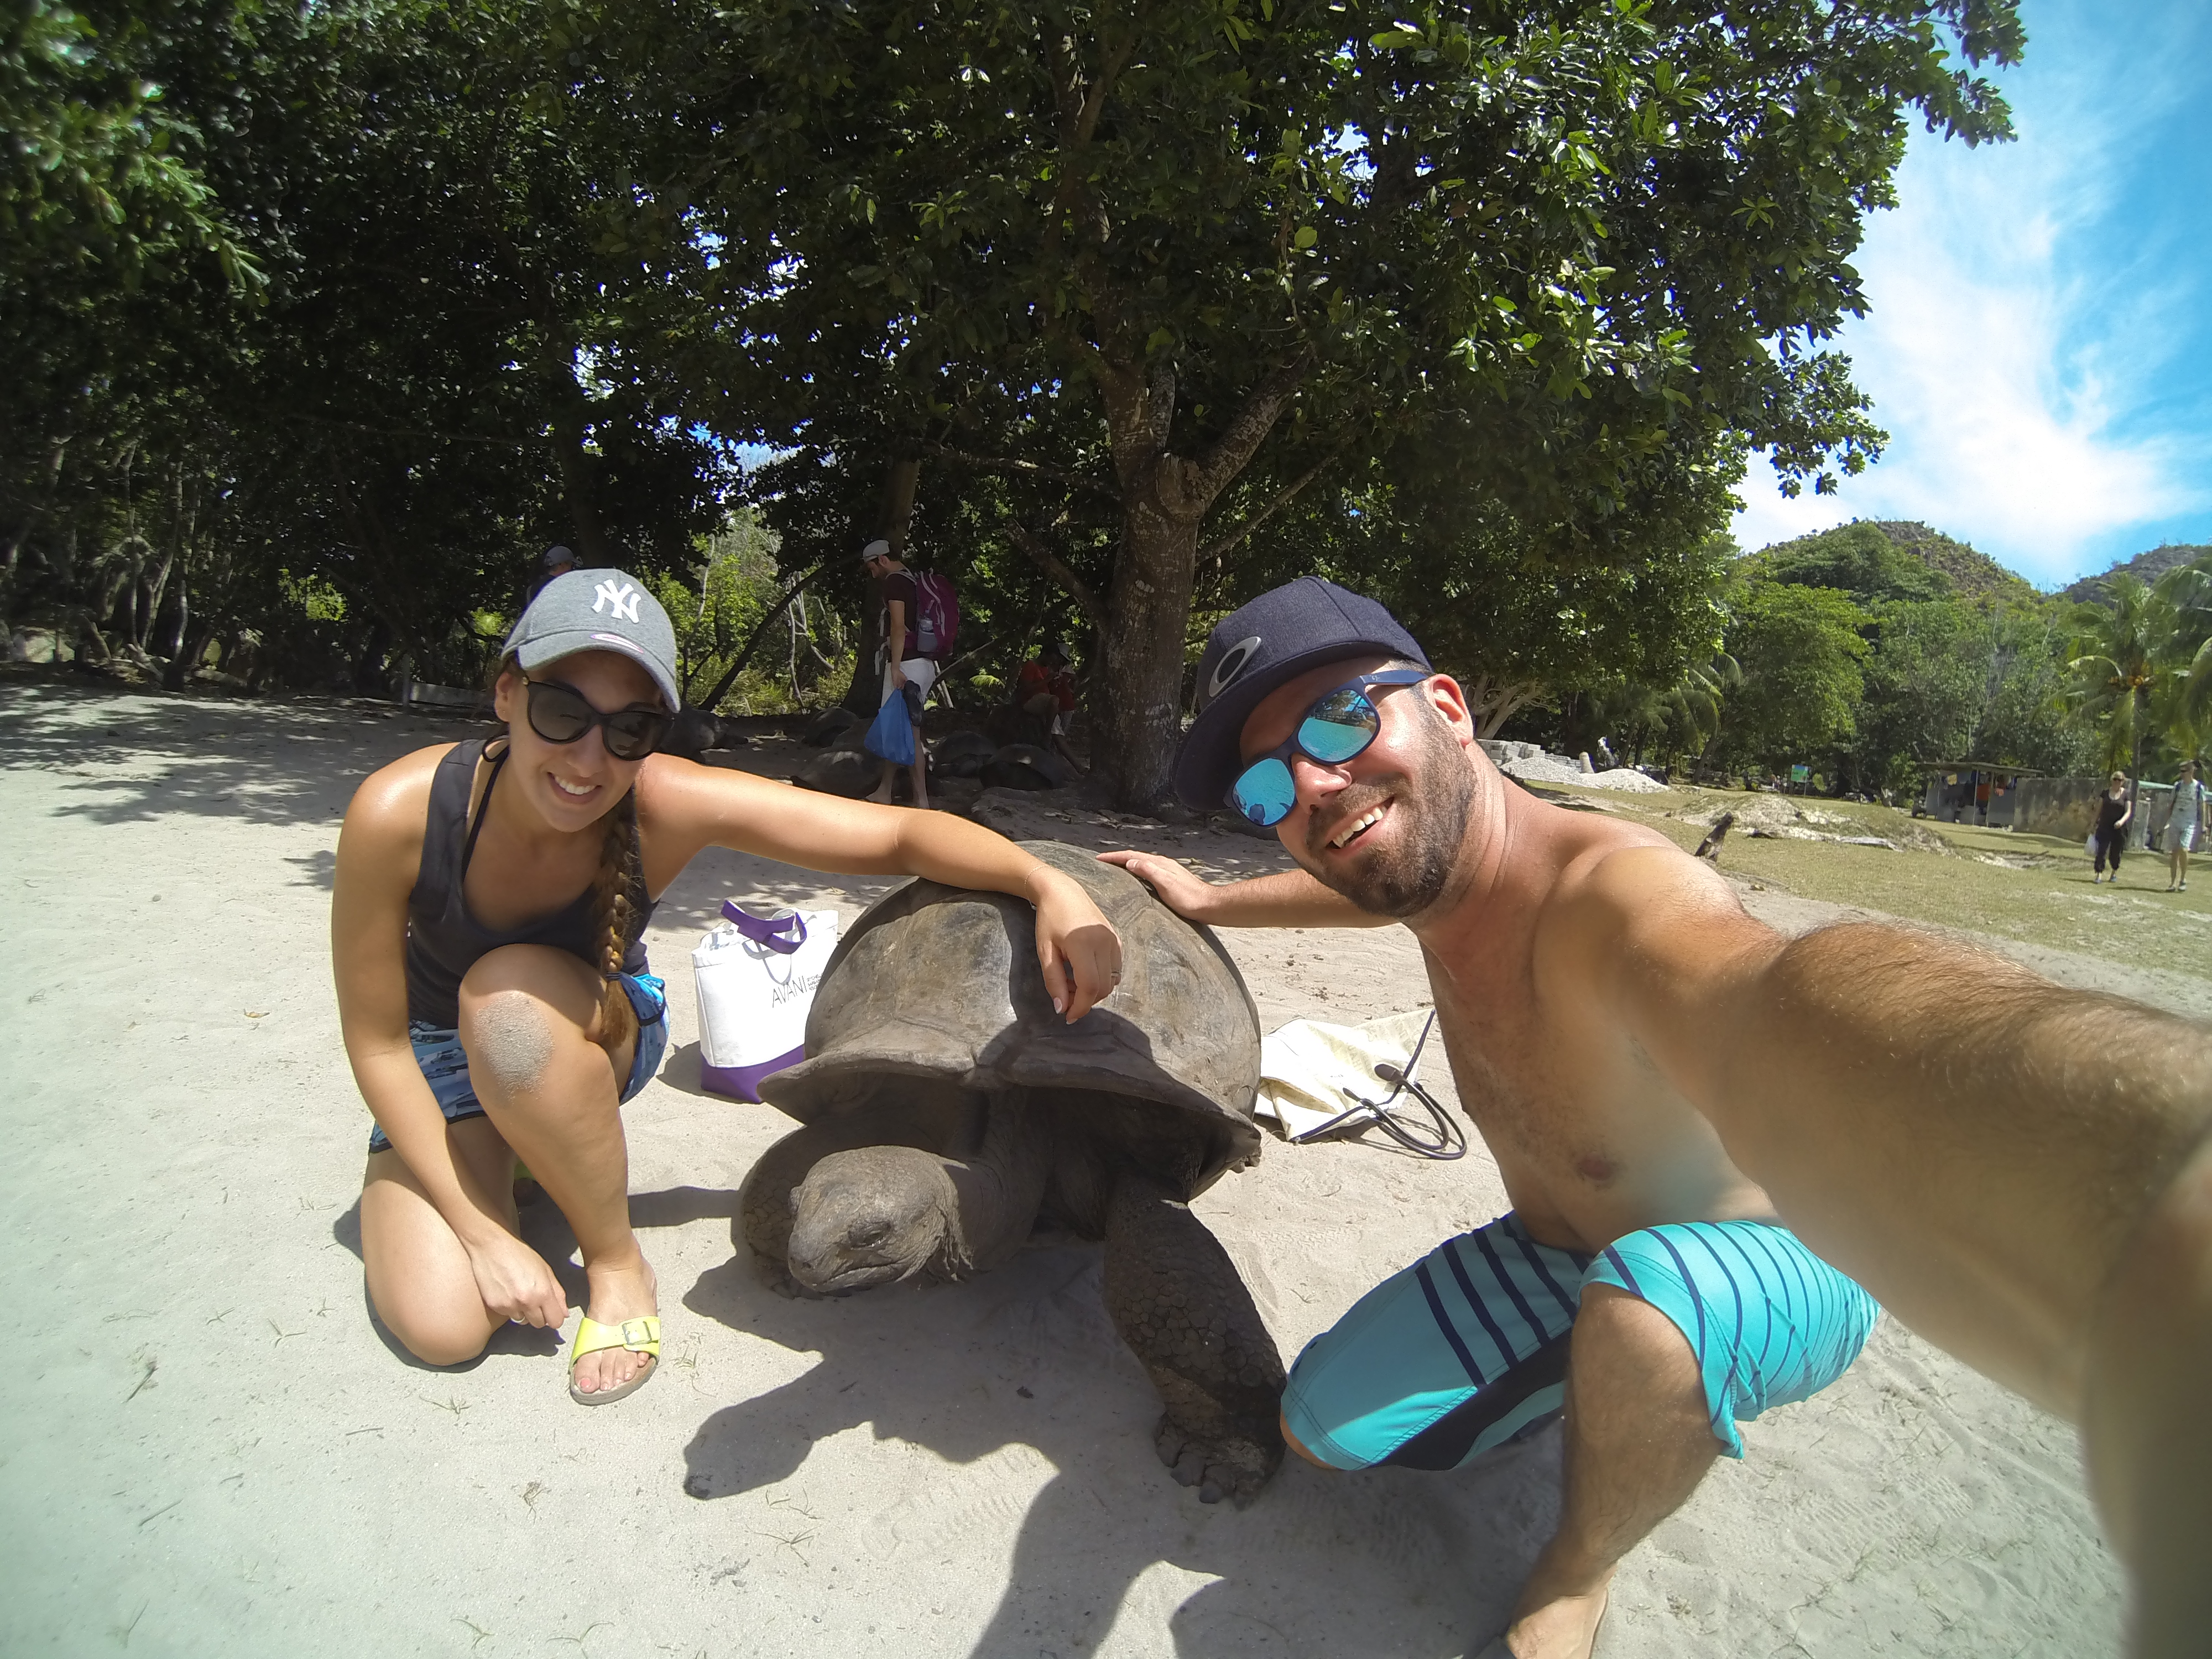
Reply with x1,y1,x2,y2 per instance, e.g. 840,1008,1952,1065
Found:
593,579,642,623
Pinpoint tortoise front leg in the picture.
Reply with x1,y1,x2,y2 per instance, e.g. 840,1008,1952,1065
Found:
1102,1173,1286,1507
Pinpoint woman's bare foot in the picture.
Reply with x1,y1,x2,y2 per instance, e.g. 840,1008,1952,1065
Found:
571,1251,658,1397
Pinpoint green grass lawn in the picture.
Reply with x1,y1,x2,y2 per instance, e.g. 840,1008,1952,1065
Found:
1550,784,2212,982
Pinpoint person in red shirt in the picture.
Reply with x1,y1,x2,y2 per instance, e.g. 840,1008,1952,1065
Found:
1014,640,1083,773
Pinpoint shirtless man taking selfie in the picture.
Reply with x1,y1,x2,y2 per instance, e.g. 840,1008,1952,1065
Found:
1103,577,2212,1659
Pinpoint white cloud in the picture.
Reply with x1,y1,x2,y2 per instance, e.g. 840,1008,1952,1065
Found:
1730,2,2212,582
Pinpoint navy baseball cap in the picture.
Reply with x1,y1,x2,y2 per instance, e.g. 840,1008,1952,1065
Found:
1173,577,1428,810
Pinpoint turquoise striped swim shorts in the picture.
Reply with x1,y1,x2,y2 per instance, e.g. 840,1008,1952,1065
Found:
1281,1213,1877,1468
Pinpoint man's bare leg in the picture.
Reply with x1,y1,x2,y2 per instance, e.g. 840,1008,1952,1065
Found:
907,748,930,810
868,758,898,804
1504,1285,1719,1659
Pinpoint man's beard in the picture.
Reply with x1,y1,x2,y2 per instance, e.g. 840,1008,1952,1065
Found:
1302,710,1475,919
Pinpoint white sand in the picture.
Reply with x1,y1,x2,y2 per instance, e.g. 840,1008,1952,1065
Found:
0,679,2151,1656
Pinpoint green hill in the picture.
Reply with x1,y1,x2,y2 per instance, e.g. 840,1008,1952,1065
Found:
1747,519,2038,607
2058,543,2211,605
1864,521,2039,605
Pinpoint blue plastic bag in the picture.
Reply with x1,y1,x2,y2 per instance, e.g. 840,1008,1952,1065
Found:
863,692,915,765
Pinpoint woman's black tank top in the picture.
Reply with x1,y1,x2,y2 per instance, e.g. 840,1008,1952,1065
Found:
403,739,655,1029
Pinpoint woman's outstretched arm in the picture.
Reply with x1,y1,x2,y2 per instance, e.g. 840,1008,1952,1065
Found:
638,759,1123,1021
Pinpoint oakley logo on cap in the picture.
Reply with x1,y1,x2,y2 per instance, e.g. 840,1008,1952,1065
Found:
593,578,643,622
1206,636,1263,703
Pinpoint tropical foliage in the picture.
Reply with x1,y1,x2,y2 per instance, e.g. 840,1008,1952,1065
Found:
6,0,2031,807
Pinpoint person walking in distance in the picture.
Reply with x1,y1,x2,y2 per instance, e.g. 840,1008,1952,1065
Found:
2166,758,2204,892
2094,771,2133,884
860,538,951,808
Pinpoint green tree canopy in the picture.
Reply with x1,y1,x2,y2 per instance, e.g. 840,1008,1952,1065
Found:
1712,580,1869,775
601,0,2021,803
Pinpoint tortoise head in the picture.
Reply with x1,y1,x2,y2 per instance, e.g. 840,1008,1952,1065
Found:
787,1145,962,1293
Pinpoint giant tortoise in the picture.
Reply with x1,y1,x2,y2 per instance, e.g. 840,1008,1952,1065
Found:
742,841,1285,1505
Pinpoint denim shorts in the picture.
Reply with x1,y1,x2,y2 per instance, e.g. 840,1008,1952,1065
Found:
367,972,669,1154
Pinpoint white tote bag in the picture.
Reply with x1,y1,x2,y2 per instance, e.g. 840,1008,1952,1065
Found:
691,900,840,1102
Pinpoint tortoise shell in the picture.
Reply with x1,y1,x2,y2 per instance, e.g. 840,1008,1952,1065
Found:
758,841,1262,1199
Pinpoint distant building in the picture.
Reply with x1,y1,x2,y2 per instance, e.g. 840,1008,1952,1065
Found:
1917,763,2037,829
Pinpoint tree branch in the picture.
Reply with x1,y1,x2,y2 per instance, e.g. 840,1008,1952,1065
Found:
1008,522,1107,631
1188,348,1313,505
1197,436,1350,564
291,414,529,450
693,564,827,710
916,442,1114,499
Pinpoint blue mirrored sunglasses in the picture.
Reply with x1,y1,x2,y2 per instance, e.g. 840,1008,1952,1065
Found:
1227,669,1430,827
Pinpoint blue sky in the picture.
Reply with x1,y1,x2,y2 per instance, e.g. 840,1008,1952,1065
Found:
1729,0,2212,588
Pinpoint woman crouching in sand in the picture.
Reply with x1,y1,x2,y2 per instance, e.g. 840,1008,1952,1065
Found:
331,570,1121,1404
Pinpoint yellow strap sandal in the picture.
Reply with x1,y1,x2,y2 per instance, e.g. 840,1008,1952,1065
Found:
567,1314,660,1406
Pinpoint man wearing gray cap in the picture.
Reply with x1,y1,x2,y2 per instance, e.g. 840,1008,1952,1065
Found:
1104,577,2212,1658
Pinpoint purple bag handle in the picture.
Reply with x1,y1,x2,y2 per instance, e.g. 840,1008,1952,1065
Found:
722,900,806,956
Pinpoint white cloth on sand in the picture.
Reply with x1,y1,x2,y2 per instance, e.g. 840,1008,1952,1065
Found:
1257,1009,1435,1139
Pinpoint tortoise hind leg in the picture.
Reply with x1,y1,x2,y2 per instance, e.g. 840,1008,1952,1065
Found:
1102,1172,1286,1507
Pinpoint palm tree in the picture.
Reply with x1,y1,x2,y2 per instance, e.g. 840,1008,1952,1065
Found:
2067,576,2179,779
2156,555,2212,747
1590,655,1740,766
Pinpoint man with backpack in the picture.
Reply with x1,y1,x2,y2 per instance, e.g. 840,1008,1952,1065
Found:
860,538,957,808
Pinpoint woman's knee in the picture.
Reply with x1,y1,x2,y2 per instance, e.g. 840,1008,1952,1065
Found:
458,949,596,1094
376,1292,494,1368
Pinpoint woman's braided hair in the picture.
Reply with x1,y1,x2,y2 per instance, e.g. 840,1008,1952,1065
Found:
495,650,641,1050
591,787,641,1052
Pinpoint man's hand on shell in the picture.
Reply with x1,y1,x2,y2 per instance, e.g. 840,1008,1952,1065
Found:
1098,849,1218,923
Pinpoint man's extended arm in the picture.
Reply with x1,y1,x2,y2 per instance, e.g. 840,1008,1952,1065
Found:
1573,845,2210,1413
1096,849,1394,928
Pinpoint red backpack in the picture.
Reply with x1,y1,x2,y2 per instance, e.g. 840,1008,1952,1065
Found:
911,571,960,661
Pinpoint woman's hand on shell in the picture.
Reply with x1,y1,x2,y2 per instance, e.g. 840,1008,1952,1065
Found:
1032,874,1122,1023
466,1230,569,1329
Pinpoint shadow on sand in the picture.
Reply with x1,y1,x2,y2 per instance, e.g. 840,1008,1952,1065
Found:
0,672,490,831
670,1192,1562,1659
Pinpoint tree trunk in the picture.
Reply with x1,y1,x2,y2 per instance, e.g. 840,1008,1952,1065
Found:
878,457,920,555
1087,355,1308,810
1095,501,1202,808
163,614,215,692
552,398,615,567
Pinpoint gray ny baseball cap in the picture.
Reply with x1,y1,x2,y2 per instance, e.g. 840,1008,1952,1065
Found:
502,568,680,710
